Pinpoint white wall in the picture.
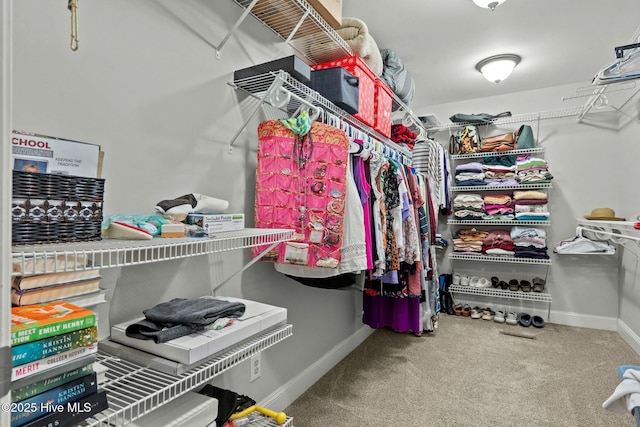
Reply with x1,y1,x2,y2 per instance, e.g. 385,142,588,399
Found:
422,82,639,331
10,0,372,410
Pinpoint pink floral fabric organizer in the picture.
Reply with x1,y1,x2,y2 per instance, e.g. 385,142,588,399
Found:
253,120,349,268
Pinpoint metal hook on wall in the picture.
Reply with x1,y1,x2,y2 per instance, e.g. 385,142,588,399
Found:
68,0,79,51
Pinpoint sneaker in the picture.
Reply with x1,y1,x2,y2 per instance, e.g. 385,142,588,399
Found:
460,275,470,286
505,312,518,325
453,273,461,286
494,310,506,323
470,306,483,319
482,308,495,321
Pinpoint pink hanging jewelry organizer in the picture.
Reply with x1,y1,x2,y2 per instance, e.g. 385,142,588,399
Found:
253,120,349,268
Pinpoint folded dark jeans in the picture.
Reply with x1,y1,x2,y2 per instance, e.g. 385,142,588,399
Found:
125,298,246,343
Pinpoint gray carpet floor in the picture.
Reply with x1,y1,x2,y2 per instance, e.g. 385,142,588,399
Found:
285,315,640,427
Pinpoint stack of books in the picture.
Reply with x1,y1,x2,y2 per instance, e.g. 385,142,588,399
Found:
12,255,106,308
10,301,109,427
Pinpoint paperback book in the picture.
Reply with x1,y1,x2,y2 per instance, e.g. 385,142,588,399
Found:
11,372,97,427
12,344,98,381
12,270,101,290
12,278,101,306
12,326,98,367
20,390,109,427
12,363,94,403
10,355,96,391
11,301,96,346
12,254,88,275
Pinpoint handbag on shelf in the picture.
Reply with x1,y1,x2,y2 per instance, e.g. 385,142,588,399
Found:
449,111,512,125
515,124,535,149
449,125,480,155
481,132,516,152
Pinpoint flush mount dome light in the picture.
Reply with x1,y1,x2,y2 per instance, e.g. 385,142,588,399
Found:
475,54,521,84
472,0,507,10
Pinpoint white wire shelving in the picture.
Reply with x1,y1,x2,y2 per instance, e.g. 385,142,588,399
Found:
231,70,414,162
228,0,352,65
78,324,293,427
448,220,550,226
449,284,552,303
451,183,553,192
11,228,294,276
449,253,552,265
450,147,545,160
449,285,552,319
427,107,585,133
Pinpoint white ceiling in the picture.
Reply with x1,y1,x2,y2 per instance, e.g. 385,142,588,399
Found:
342,0,640,107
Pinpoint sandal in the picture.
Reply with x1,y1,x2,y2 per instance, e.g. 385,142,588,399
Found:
508,279,520,292
491,276,500,288
498,280,509,290
454,304,464,316
520,280,532,292
532,277,546,292
462,304,472,317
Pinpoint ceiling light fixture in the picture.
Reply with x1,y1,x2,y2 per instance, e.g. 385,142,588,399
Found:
475,54,521,84
472,0,507,11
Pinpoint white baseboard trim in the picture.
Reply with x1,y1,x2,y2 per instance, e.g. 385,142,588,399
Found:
617,319,640,355
549,310,618,331
261,325,375,411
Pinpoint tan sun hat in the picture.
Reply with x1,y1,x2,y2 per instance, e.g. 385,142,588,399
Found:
583,207,625,221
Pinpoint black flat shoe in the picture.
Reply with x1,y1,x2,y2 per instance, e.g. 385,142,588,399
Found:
532,315,545,328
519,313,532,327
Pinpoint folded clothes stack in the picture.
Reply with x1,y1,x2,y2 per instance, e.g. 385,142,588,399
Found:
482,155,518,187
511,226,549,259
482,193,514,220
455,162,485,186
513,190,549,221
481,229,515,256
453,193,484,220
516,154,553,184
453,228,488,253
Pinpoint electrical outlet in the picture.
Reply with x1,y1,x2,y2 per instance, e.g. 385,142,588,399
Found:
250,353,262,382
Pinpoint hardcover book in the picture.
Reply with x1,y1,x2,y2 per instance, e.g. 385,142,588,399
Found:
20,389,109,427
11,372,98,427
12,270,101,290
12,363,94,403
12,253,88,275
10,355,96,391
12,326,98,367
11,301,96,346
12,344,98,381
12,278,101,306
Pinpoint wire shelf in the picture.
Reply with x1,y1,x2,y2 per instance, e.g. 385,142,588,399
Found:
451,183,553,192
448,220,551,226
232,70,414,159
428,107,585,132
11,228,294,276
80,324,293,427
449,284,552,303
449,253,552,265
232,0,351,65
451,147,545,160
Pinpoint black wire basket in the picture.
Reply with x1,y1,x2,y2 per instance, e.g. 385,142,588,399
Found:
12,170,105,245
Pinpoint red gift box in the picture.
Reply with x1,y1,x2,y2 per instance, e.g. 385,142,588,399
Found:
312,56,376,127
373,79,393,138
